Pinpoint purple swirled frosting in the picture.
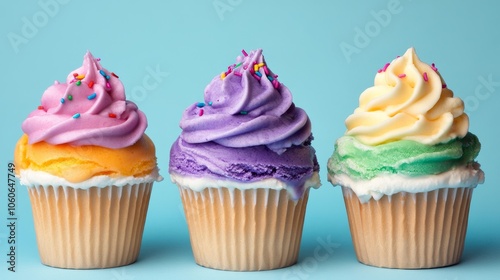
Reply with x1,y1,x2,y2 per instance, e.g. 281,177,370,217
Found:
170,49,319,199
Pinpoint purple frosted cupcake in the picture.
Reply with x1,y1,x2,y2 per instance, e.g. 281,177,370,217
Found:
169,49,321,271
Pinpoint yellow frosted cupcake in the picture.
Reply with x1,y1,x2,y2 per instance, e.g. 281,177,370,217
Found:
327,48,484,268
14,52,162,269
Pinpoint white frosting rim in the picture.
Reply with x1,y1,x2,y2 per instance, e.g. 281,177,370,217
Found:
170,172,321,193
18,168,163,189
328,164,484,203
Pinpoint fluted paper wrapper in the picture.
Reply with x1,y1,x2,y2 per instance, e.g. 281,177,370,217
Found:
27,183,153,269
178,187,309,271
342,186,473,269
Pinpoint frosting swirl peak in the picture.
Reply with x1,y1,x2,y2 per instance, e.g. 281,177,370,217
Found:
180,49,311,154
345,47,468,145
22,51,147,149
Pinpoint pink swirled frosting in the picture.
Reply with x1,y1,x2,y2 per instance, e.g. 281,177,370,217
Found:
22,51,147,149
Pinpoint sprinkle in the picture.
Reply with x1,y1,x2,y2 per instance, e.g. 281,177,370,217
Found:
208,101,213,106
108,113,116,118
235,62,242,68
197,102,205,108
255,71,262,77
431,63,438,72
243,65,248,70
96,58,101,61
72,113,80,119
105,75,110,80
220,72,226,79
377,69,383,73
111,72,119,78
68,95,73,101
87,93,97,100
60,98,65,104
76,80,82,86
242,49,248,56
234,71,242,77
88,81,94,88
76,74,85,80
398,73,406,78
263,66,269,75
423,72,428,82
72,73,78,77
38,106,44,110
272,79,279,89
199,109,204,116
99,70,106,77
106,82,111,88
442,83,447,88
267,75,274,81
240,111,248,115
252,73,261,80
382,63,390,72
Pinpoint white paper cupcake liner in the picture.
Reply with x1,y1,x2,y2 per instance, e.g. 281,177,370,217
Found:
342,186,473,268
28,183,153,269
178,186,310,271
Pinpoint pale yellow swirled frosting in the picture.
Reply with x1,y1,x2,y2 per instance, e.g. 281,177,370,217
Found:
345,47,468,145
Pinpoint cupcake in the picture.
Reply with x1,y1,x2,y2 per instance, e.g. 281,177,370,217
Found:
327,47,484,268
169,49,320,271
14,52,162,269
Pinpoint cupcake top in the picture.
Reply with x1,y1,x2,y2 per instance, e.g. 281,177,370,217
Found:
180,49,311,154
170,49,320,200
327,48,483,202
15,52,160,188
345,47,468,146
21,51,147,149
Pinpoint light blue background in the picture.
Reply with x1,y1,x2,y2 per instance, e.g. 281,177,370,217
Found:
1,0,499,279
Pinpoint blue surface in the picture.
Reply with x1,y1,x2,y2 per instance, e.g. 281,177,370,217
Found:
1,0,499,279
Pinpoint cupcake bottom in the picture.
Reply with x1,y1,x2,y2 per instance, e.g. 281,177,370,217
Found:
342,186,473,269
178,186,310,271
28,183,153,269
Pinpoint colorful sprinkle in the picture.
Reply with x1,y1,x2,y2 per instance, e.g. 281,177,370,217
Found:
235,62,242,68
72,73,78,77
76,74,85,80
423,72,428,82
220,72,226,79
398,73,406,78
208,101,213,106
38,105,44,110
72,113,80,119
88,81,95,88
199,109,204,116
108,113,117,118
197,102,205,108
234,71,242,77
272,79,279,89
60,98,65,104
252,73,261,80
106,82,111,88
111,72,119,78
267,75,274,81
255,71,262,77
76,80,82,86
242,49,248,57
87,93,97,100
105,75,110,80
99,70,106,77
96,58,101,61
382,63,390,72
442,83,447,88
240,111,248,115
263,66,270,75
431,63,438,72
68,95,73,101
